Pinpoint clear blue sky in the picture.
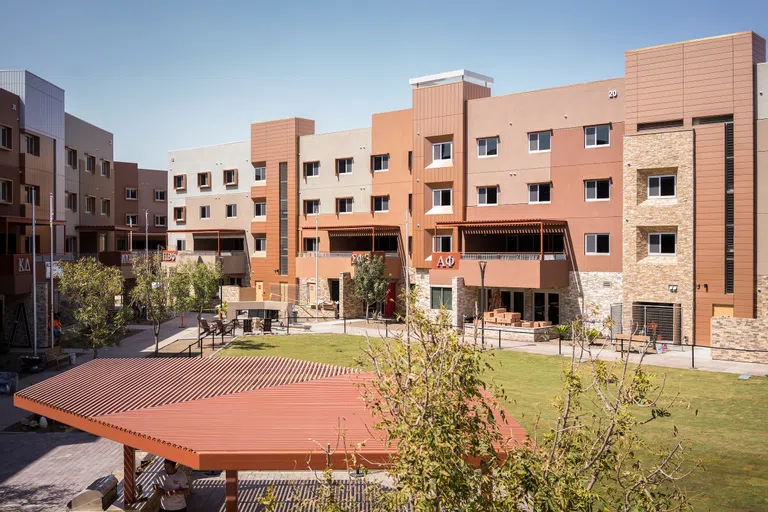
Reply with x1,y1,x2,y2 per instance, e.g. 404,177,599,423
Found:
4,0,767,169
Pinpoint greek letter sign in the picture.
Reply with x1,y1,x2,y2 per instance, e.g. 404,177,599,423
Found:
431,252,460,270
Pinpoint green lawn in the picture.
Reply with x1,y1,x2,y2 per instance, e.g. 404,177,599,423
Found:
218,334,768,512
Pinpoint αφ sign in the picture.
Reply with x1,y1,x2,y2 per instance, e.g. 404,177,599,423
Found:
431,253,459,270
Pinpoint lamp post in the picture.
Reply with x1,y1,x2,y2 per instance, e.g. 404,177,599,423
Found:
478,260,487,345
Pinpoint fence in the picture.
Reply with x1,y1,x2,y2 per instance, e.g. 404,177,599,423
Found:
611,303,683,344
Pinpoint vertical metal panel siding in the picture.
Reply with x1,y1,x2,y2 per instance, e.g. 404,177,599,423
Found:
279,161,288,275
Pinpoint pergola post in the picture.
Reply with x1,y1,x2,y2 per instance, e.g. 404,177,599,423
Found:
123,445,136,507
225,470,238,511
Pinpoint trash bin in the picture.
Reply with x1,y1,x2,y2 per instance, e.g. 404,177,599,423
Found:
69,353,76,365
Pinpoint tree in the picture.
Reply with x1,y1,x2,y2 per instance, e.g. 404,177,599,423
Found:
351,254,389,320
58,257,128,359
130,253,175,354
170,260,222,340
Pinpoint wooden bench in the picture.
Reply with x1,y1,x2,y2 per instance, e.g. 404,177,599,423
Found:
44,346,70,369
611,334,654,354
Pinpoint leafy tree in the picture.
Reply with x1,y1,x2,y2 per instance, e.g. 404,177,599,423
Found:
170,260,222,340
130,253,175,354
351,254,389,320
58,257,128,359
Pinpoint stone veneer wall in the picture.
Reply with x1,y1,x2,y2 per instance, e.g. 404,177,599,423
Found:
338,272,364,318
3,283,50,348
622,131,695,344
711,275,768,363
559,272,623,324
297,277,331,305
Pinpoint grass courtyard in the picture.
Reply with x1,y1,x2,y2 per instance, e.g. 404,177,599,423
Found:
218,334,768,511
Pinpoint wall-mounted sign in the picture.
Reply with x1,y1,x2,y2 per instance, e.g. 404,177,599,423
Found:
162,251,177,262
15,255,31,274
431,252,460,270
608,89,618,99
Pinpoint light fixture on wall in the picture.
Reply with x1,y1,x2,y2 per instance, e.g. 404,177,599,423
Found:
668,284,678,293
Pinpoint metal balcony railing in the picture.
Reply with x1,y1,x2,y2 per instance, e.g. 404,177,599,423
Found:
298,251,400,258
460,252,567,261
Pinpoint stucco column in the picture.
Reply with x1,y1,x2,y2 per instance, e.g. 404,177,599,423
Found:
123,445,136,507
225,470,238,512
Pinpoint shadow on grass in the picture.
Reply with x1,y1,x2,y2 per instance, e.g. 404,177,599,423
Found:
223,340,278,353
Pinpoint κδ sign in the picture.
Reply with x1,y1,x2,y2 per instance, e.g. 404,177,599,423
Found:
15,255,31,274
431,252,460,270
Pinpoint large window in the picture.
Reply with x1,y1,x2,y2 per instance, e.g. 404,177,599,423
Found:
430,287,452,310
648,233,676,255
585,179,610,201
372,154,389,172
528,183,551,204
226,204,237,218
585,233,610,255
125,188,138,200
254,166,266,181
528,131,551,153
304,161,319,178
254,202,266,217
336,158,353,175
585,124,610,148
477,137,498,157
337,197,353,214
303,237,318,252
304,199,319,215
0,180,12,203
0,126,11,150
126,214,138,226
432,188,452,207
25,134,40,156
254,237,267,252
477,186,498,206
433,234,452,252
200,205,210,219
372,195,389,212
432,141,452,162
648,175,676,198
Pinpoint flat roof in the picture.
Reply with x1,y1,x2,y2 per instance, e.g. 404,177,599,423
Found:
15,357,525,471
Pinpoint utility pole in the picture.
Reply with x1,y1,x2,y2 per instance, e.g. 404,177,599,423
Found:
128,217,133,252
315,211,319,323
405,207,410,341
49,193,54,348
144,209,149,255
31,188,37,356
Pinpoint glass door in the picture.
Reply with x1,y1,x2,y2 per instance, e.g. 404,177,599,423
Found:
547,293,560,324
534,292,546,321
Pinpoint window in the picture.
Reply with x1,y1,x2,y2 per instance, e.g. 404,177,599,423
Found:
126,214,138,226
585,234,610,255
24,185,40,205
254,202,266,217
0,180,11,203
433,235,452,253
408,151,412,171
86,155,96,173
0,126,10,150
173,175,185,190
432,188,452,207
125,188,138,200
337,197,353,214
173,206,185,222
254,237,267,252
226,204,237,218
254,166,266,181
336,158,353,175
648,233,676,255
304,237,318,252
477,186,498,206
432,142,452,162
154,215,167,227
24,235,40,254
66,148,76,166
430,287,452,310
585,180,610,201
372,154,389,172
155,190,167,201
529,131,551,152
528,183,551,203
223,169,237,185
65,236,76,253
101,160,110,177
304,199,319,215
197,172,210,188
86,196,96,214
65,192,77,211
477,137,499,157
648,175,676,198
373,195,389,212
585,124,610,147
408,193,412,213
101,199,110,216
304,161,319,178
200,205,210,219
176,239,187,251
25,134,40,156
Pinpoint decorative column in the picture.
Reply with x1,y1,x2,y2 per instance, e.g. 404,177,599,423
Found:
225,470,238,512
123,445,136,507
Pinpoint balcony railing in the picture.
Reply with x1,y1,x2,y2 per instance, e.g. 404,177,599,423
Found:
461,252,566,261
298,251,399,258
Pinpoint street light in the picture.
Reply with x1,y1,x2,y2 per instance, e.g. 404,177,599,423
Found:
478,260,487,345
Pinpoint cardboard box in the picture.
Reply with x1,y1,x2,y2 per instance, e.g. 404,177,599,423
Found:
493,308,506,315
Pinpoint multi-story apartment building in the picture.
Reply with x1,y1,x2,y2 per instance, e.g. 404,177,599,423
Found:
114,161,167,251
0,71,166,349
166,31,766,362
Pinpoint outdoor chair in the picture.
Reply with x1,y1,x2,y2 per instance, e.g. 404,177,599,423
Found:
198,318,219,341
215,319,236,338
261,318,273,334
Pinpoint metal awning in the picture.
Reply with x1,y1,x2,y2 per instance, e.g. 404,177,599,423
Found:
437,219,568,235
318,225,401,238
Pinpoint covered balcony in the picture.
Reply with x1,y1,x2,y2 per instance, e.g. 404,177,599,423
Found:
163,229,249,277
296,225,403,279
429,220,571,289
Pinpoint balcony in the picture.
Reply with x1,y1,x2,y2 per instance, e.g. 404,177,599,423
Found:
296,251,402,279
162,250,248,276
430,252,569,289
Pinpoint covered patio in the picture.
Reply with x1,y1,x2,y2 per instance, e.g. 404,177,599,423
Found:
13,356,525,510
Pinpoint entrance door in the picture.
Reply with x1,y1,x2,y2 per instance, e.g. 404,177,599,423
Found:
534,293,546,321
512,291,524,319
254,281,264,301
547,293,560,324
384,282,396,317
307,282,317,304
280,283,289,302
329,279,340,302
500,291,512,312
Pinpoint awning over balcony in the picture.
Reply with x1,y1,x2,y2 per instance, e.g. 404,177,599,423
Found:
75,225,138,232
319,225,400,238
437,219,567,235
